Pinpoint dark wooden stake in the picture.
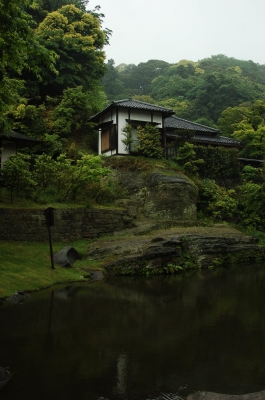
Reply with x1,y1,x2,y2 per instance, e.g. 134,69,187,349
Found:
47,226,55,270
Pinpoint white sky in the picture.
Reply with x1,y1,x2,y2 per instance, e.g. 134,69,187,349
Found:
89,0,265,66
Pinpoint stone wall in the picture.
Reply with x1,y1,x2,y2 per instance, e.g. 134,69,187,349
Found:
0,207,137,242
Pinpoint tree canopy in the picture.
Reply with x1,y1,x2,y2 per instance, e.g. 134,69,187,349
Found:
0,0,108,138
35,4,106,98
103,55,265,126
218,100,265,158
0,0,57,131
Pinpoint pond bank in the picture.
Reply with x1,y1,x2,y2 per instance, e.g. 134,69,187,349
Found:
1,224,264,301
85,224,265,275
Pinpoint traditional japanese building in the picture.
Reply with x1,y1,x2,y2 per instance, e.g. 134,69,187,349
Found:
89,98,241,157
164,115,241,158
0,131,42,167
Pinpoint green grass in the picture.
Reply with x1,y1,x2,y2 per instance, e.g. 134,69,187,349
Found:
232,225,265,245
0,240,102,299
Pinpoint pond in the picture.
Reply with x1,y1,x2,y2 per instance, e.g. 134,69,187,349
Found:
1,267,265,400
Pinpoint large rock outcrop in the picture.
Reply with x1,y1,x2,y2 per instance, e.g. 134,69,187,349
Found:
113,169,198,223
85,225,264,275
144,173,198,221
187,390,265,400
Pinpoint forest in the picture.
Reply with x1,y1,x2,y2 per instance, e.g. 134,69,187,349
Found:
1,0,265,233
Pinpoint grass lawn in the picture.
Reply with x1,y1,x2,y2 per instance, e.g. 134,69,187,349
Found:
0,240,97,299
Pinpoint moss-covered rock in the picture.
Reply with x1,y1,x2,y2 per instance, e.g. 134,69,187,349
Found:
144,172,198,220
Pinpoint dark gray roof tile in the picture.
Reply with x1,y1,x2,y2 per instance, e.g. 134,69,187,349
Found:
113,99,174,113
89,98,174,121
165,115,220,133
166,132,241,147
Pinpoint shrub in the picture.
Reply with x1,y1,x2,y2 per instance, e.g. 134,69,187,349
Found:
194,145,241,179
121,124,133,153
87,174,126,205
136,124,163,158
198,179,238,221
174,142,204,176
241,165,263,183
1,152,111,204
1,153,36,203
237,182,265,229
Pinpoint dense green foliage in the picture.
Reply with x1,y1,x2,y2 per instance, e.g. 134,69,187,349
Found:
120,123,164,158
121,124,133,153
1,1,265,235
0,0,57,132
174,143,265,230
198,179,238,221
218,100,265,158
103,55,265,126
135,124,163,159
196,164,265,230
174,143,241,179
174,143,204,176
0,0,108,139
35,4,106,97
0,152,114,204
193,145,241,179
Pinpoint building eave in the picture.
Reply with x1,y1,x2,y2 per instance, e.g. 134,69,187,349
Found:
164,115,220,133
1,131,43,147
89,98,174,122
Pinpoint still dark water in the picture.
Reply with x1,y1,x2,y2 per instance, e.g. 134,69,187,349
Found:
1,268,265,400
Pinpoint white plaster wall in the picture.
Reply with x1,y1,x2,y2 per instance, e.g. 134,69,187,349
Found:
1,140,16,167
101,149,117,156
129,110,163,127
117,109,163,154
118,109,129,154
152,111,163,127
98,110,116,124
98,107,163,155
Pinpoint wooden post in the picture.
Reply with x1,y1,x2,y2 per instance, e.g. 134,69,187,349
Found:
44,207,56,270
47,225,54,270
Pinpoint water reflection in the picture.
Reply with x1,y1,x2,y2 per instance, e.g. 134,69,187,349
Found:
0,268,265,400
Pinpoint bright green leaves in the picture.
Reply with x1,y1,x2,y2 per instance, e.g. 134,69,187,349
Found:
198,179,238,221
121,124,133,153
237,182,265,229
121,123,164,158
0,0,57,132
218,100,265,159
0,0,57,76
136,124,163,159
35,4,106,95
1,153,36,203
174,143,204,176
107,55,265,125
51,85,107,137
1,152,110,204
233,126,265,159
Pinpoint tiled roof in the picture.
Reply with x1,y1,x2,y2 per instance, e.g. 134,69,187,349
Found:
165,115,220,133
89,98,174,121
2,131,41,142
2,131,43,147
166,132,241,147
113,99,174,113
